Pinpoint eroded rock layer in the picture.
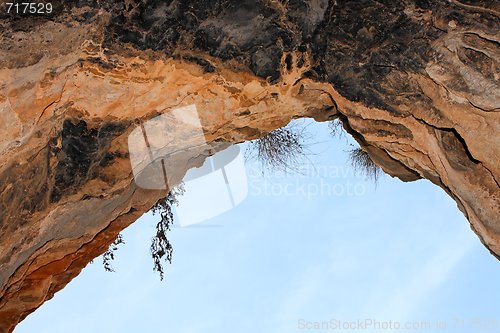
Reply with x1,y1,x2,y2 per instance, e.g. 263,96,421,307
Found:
0,1,499,331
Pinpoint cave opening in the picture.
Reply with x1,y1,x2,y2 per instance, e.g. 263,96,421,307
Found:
15,119,500,333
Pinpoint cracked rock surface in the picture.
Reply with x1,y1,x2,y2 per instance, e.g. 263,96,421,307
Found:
0,1,499,331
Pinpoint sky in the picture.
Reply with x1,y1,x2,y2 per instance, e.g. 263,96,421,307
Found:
15,120,500,333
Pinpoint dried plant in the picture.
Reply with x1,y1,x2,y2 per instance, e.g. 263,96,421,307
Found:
349,147,381,182
328,118,345,138
101,185,184,280
150,185,185,280
246,124,309,173
102,234,125,272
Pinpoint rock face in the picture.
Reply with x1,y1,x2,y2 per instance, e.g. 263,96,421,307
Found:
0,1,498,331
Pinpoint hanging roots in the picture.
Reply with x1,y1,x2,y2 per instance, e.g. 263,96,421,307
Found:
349,147,381,182
246,126,308,173
150,185,185,280
102,234,125,272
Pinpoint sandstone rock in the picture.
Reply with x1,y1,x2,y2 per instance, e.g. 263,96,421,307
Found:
0,1,498,331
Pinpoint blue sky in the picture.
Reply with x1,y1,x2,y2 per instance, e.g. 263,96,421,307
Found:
15,120,500,333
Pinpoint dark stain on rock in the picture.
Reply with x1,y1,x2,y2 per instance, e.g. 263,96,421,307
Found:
183,56,216,73
101,0,293,80
0,152,52,232
250,46,282,82
286,0,329,41
285,53,293,71
99,151,129,168
50,119,126,203
458,46,497,81
311,0,442,110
